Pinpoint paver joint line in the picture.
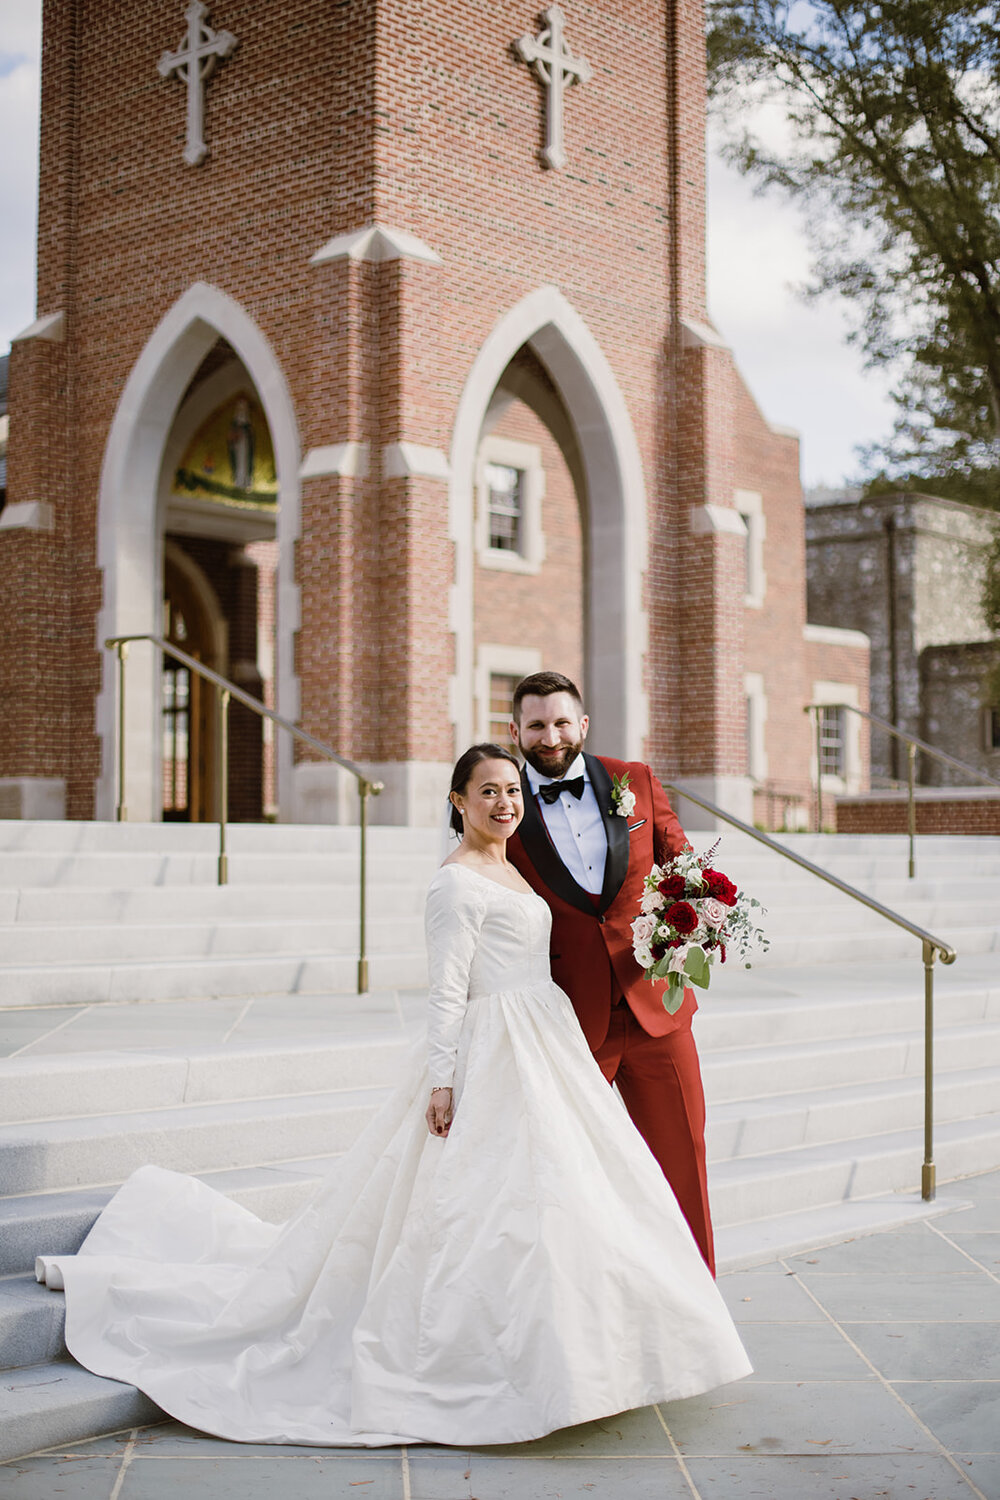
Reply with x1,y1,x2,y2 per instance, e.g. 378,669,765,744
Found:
781,1257,993,1500
653,1403,705,1500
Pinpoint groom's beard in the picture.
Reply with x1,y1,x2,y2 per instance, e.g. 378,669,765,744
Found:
521,739,584,780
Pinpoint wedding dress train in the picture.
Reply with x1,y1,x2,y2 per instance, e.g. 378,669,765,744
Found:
36,864,750,1446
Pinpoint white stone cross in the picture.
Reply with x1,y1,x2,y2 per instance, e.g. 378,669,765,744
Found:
157,2,238,166
515,5,592,170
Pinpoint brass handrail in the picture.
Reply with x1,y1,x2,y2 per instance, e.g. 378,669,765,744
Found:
805,701,1000,877
105,633,383,994
665,779,957,1202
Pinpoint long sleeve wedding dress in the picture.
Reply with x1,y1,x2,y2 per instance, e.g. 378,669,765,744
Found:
35,863,750,1446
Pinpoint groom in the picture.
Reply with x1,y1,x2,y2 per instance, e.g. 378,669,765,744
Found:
506,671,715,1274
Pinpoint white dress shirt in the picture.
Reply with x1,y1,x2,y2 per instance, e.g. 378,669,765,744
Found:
525,753,607,895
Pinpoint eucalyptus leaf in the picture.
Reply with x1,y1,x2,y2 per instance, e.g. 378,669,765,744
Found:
662,981,686,1015
684,944,711,989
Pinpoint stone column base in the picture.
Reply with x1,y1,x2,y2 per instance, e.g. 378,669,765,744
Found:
668,775,754,833
0,778,67,820
286,761,451,828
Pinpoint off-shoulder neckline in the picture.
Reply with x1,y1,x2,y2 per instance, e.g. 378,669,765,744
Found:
435,862,539,900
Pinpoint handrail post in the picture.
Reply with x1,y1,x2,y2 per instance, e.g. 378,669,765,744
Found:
218,687,230,886
358,779,372,994
922,939,936,1201
907,741,917,879
114,641,129,822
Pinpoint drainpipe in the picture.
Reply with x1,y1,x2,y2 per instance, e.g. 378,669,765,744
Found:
883,510,900,782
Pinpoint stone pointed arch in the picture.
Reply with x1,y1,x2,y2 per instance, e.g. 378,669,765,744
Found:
94,281,301,819
448,285,649,756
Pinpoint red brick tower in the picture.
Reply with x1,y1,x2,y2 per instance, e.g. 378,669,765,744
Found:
1,0,827,827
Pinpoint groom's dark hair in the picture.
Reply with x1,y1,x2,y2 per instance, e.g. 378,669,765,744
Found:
512,671,584,724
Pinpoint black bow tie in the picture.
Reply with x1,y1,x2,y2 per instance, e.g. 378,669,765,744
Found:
537,776,585,805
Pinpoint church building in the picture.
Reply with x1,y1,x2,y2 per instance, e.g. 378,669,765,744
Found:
0,0,868,829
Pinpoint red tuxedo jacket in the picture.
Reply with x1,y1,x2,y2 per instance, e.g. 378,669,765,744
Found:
508,754,697,1051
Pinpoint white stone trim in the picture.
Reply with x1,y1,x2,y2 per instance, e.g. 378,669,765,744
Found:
474,644,543,741
310,226,442,267
680,318,729,351
475,435,546,575
744,671,769,782
734,488,767,607
810,679,863,796
769,421,800,439
448,284,649,760
94,281,301,820
12,310,65,344
299,442,369,479
382,443,450,480
689,504,748,538
0,501,54,533
803,622,870,651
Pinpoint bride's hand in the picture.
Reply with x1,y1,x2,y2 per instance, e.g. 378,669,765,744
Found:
426,1087,453,1137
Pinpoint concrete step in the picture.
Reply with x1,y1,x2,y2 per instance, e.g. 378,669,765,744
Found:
0,1158,335,1278
0,1276,67,1372
1,881,429,925
0,850,440,891
702,1019,1000,1103
0,819,440,855
0,949,427,1008
0,915,425,965
0,1360,160,1464
706,1064,1000,1160
0,1035,411,1124
0,1087,390,1196
710,1110,1000,1227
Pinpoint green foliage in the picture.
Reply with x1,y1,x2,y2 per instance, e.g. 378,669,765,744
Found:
708,0,1000,493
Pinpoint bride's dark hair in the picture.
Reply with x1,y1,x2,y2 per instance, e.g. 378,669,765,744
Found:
449,743,521,835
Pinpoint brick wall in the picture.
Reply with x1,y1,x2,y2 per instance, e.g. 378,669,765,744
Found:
2,0,812,822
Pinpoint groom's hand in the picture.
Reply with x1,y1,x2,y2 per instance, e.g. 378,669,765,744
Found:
426,1087,454,1137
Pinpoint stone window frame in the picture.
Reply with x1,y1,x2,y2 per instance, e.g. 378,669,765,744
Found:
811,679,863,796
734,488,767,608
475,436,546,575
744,672,769,782
475,644,543,744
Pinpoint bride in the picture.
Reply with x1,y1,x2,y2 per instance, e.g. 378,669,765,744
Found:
36,743,751,1448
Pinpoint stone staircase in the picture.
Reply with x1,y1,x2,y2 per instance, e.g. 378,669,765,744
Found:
1,820,998,1461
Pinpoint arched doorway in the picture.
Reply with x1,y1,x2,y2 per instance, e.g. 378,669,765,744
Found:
94,283,300,821
449,286,649,758
471,346,587,743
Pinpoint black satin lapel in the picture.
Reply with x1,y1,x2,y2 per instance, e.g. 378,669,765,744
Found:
517,766,599,919
589,755,630,912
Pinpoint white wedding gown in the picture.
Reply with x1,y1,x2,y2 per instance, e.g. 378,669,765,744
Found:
36,864,751,1447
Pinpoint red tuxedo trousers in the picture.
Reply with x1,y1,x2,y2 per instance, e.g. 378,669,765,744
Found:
593,1003,715,1277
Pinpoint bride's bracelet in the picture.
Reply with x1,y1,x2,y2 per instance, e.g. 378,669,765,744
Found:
429,1084,453,1094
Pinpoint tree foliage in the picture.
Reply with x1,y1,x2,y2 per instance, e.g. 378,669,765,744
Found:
708,0,1000,503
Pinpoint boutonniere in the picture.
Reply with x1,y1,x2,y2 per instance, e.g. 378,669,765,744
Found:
611,772,636,818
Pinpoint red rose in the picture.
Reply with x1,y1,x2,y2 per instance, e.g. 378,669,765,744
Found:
657,873,687,899
703,869,738,906
664,900,698,935
650,940,667,960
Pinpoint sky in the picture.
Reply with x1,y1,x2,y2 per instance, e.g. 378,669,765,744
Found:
0,0,896,489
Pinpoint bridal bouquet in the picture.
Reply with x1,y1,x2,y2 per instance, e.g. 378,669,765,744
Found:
631,843,768,1013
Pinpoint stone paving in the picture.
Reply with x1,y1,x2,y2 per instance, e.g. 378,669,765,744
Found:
2,1168,998,1500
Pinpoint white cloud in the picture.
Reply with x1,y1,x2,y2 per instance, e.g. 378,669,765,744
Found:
706,126,897,488
0,0,41,351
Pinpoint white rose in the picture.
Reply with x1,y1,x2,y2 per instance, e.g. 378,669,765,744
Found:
617,788,637,817
635,944,654,970
701,897,728,930
667,943,690,974
632,914,657,946
640,890,665,915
